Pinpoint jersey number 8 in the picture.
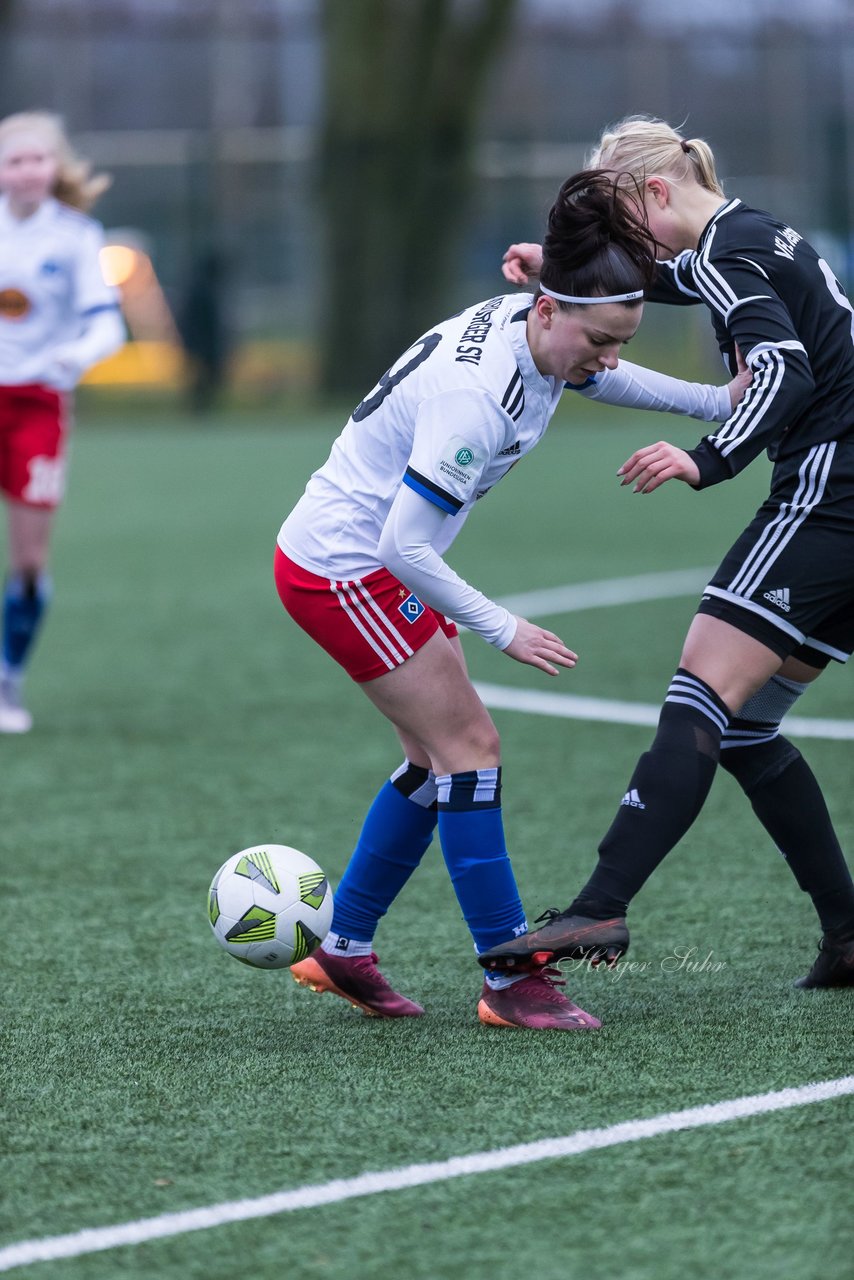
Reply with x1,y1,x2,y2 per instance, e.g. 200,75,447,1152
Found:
352,332,443,422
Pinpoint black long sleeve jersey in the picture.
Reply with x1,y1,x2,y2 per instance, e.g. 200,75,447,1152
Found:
649,198,854,489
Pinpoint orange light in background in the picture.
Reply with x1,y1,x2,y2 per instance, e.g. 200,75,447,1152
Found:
99,237,181,346
99,244,142,288
85,235,183,387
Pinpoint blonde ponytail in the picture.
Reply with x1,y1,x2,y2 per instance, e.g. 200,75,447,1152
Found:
589,115,725,198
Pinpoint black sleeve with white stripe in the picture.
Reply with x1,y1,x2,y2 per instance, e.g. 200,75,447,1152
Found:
646,253,704,306
686,266,816,488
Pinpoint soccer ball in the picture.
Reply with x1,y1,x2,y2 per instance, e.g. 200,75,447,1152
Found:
208,844,334,970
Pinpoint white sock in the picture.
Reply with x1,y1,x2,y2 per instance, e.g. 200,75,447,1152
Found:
483,969,527,991
321,931,373,958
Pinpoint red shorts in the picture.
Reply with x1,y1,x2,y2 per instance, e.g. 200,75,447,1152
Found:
0,383,69,509
274,547,458,683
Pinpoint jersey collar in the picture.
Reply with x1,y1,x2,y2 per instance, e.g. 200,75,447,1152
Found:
698,197,742,249
507,294,552,392
0,194,60,234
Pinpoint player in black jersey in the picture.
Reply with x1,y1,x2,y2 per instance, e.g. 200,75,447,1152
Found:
484,116,854,990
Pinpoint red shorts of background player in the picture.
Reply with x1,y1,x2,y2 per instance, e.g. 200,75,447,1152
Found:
274,547,458,683
0,383,69,509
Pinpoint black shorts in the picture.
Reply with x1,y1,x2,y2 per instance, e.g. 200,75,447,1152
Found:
698,439,854,668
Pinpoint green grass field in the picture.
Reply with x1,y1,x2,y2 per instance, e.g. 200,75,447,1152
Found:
1,397,852,1279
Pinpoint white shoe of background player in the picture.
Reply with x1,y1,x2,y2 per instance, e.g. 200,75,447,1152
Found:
0,673,33,733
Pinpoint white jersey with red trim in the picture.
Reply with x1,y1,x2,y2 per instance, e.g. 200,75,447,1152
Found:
0,196,120,386
278,293,731,646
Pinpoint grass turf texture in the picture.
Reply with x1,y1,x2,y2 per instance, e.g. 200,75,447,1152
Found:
2,402,853,1279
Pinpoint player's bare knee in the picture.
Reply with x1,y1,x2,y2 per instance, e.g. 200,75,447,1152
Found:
462,718,501,764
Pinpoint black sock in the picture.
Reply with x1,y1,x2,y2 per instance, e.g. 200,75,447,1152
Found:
720,738,854,933
572,669,729,917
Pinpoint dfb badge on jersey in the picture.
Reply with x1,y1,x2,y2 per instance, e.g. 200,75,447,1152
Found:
438,435,483,491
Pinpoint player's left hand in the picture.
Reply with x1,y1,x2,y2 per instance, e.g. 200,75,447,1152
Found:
618,441,700,494
503,616,578,676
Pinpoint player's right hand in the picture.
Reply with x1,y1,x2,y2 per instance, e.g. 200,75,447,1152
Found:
502,616,577,676
618,441,701,493
502,243,544,286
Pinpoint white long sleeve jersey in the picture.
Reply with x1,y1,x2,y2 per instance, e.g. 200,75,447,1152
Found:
278,294,732,649
0,195,123,387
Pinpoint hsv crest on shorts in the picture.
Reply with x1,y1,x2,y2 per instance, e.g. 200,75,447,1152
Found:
398,592,425,623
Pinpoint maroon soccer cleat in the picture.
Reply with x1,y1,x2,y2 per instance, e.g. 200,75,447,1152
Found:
477,966,601,1031
477,909,630,972
291,948,425,1017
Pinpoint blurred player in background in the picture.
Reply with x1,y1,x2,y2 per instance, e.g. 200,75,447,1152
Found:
0,111,124,733
276,171,749,1031
485,116,854,990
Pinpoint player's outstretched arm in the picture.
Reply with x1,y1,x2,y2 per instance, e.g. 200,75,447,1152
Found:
502,242,544,285
502,616,577,676
579,358,746,422
617,441,700,494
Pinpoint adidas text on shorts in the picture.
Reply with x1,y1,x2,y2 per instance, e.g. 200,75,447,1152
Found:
274,547,458,683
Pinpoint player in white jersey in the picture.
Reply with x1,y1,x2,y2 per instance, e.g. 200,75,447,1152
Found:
0,112,124,732
280,297,732,646
279,172,748,1030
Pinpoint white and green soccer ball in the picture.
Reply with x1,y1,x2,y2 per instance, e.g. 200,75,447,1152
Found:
208,844,333,970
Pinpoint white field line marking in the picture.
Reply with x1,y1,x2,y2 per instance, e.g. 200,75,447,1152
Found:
480,568,854,741
0,1078,852,1272
474,682,854,741
495,565,715,617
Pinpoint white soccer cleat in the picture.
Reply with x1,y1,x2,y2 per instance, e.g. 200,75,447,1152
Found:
0,676,33,733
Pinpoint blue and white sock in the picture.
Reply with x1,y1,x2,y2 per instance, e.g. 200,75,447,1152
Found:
435,767,527,954
482,968,527,990
323,762,438,955
320,931,374,959
2,571,51,677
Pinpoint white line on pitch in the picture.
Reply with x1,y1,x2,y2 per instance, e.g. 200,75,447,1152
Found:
495,566,715,617
477,567,854,741
474,683,854,740
0,1077,851,1272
